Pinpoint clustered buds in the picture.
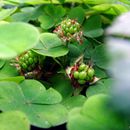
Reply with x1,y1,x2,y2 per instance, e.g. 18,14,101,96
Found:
67,63,95,87
54,18,83,44
12,50,45,78
18,50,39,72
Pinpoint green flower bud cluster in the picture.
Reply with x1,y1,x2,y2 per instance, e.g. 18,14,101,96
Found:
54,18,83,44
61,19,80,36
73,63,95,85
18,50,44,72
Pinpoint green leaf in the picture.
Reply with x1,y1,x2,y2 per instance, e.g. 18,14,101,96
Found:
33,33,69,57
68,7,85,24
112,4,129,14
11,12,32,22
68,44,82,57
62,95,86,110
0,61,18,79
0,80,67,128
84,0,116,4
0,7,17,20
86,79,113,97
50,74,73,99
13,6,48,22
11,7,40,22
92,4,129,15
83,15,104,38
0,22,39,59
20,80,62,104
58,0,65,3
3,0,82,4
67,94,128,130
0,76,25,83
44,5,66,20
92,45,109,69
40,5,66,26
38,13,55,30
84,40,94,59
92,4,112,12
0,111,30,130
0,60,5,69
68,40,90,62
94,66,107,78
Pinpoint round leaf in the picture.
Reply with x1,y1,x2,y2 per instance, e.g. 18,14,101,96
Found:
33,33,69,57
38,14,55,30
0,80,67,128
0,22,39,59
68,7,85,24
83,15,104,38
86,79,113,97
0,111,30,130
67,94,128,130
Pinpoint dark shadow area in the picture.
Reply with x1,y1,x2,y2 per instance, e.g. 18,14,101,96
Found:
31,124,66,130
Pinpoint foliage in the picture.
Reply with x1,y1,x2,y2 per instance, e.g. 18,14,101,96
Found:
0,0,130,130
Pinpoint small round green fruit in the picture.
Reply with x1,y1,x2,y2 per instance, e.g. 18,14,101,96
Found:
87,68,95,78
73,71,79,79
78,63,86,71
28,58,33,64
79,71,87,80
84,65,89,71
78,79,86,85
22,63,27,69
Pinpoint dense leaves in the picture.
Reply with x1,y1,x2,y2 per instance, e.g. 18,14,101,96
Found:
0,80,67,128
0,0,130,130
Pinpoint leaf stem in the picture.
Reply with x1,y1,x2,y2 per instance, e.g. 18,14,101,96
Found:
53,57,64,69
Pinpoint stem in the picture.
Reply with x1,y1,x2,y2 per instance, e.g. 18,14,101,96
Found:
53,57,64,69
84,35,104,44
73,87,84,96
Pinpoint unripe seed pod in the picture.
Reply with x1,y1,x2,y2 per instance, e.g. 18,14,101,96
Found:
24,54,29,60
84,65,89,71
87,68,95,78
62,24,66,30
28,51,33,57
73,71,79,79
79,71,87,80
78,79,86,85
22,63,27,69
67,21,71,27
65,28,69,33
54,18,83,44
28,58,33,64
20,57,24,62
18,51,39,72
73,27,77,32
69,26,74,34
78,63,86,71
67,33,71,37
